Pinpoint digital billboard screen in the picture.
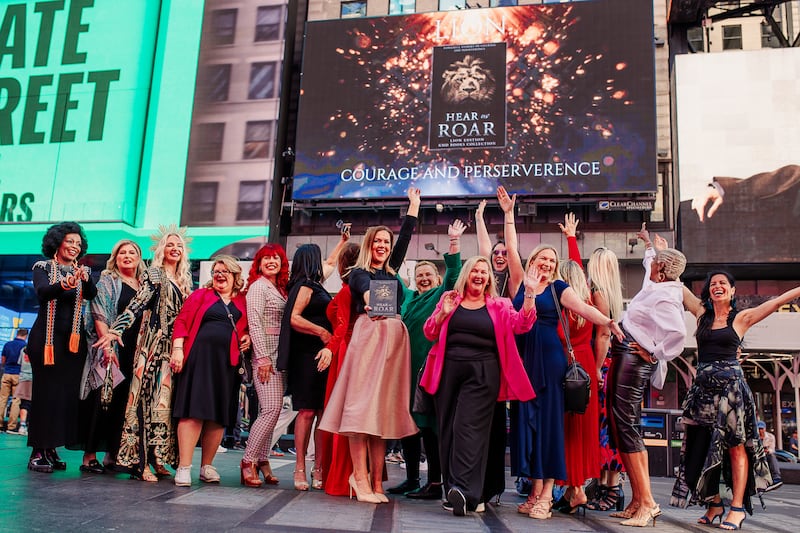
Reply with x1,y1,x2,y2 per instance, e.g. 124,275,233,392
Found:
293,0,656,201
675,48,800,263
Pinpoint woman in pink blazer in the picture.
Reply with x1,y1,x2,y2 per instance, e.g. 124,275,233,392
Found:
420,255,541,516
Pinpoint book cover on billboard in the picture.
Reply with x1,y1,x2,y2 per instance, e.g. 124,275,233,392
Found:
368,279,398,318
429,43,507,150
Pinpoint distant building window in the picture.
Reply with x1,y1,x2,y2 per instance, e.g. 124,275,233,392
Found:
201,64,231,102
243,121,274,160
341,1,367,18
439,0,465,10
722,24,743,50
237,181,267,221
389,0,415,14
761,22,781,48
491,0,519,5
249,62,278,99
187,182,218,222
687,27,704,53
255,6,283,42
192,123,225,161
211,9,237,46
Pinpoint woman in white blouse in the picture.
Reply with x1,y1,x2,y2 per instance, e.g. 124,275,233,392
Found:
606,226,687,527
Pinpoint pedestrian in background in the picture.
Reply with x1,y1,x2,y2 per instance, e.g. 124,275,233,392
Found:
1,328,28,433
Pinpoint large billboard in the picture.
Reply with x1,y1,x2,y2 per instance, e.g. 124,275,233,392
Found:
293,0,657,201
675,48,800,263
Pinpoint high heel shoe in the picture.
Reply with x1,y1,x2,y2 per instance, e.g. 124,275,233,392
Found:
348,473,380,503
374,492,389,503
311,466,323,490
697,501,725,525
610,501,640,519
240,460,263,487
528,498,553,519
518,494,538,514
294,469,309,491
586,483,624,512
258,460,279,485
28,450,54,473
719,506,747,530
153,464,171,478
620,504,661,527
552,494,570,513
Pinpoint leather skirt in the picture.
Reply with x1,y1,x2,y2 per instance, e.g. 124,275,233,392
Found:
607,328,656,454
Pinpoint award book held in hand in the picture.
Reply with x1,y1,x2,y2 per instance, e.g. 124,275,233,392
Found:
368,279,398,318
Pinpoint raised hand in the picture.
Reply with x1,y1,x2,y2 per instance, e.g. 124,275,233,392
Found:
558,212,579,238
636,222,650,245
407,187,421,207
691,184,724,222
497,186,516,213
440,290,458,317
448,219,467,239
476,199,487,219
653,233,668,252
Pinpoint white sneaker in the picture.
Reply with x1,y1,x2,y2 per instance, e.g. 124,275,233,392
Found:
216,445,228,454
475,502,486,513
175,465,192,486
18,426,28,436
199,464,220,483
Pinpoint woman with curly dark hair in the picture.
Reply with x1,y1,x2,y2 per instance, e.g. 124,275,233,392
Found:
27,222,97,473
676,272,800,530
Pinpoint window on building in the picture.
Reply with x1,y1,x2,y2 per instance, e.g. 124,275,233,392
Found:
440,0,465,10
248,62,278,99
237,181,267,221
243,121,275,160
187,182,218,222
210,9,237,46
389,0,415,14
491,0,519,5
191,123,225,161
255,6,283,42
687,27,704,53
341,1,367,19
200,64,231,102
722,24,743,50
761,22,782,48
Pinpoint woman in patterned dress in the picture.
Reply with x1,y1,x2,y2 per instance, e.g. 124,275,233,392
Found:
95,227,192,481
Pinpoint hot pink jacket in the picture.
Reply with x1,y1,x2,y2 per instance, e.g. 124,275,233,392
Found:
420,294,536,402
173,288,248,366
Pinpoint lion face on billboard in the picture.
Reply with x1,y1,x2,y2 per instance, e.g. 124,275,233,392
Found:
441,55,496,105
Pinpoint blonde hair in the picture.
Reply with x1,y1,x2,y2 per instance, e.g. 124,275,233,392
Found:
415,260,442,287
454,256,497,298
655,248,687,281
587,247,623,320
525,244,561,282
559,259,589,328
354,225,396,275
204,255,244,294
103,239,144,280
152,231,192,297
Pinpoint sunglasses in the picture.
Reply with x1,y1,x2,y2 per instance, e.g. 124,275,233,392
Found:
492,250,508,257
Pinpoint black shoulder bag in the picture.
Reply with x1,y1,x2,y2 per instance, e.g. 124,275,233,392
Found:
218,292,251,384
551,284,591,415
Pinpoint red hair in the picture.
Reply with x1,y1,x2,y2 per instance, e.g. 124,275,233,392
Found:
248,243,289,296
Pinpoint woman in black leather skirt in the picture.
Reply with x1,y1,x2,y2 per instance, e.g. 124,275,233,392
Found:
606,228,687,527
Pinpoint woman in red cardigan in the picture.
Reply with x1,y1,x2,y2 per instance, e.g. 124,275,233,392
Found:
420,255,540,516
170,255,250,487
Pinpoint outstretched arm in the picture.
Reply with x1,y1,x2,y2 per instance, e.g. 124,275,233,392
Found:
736,285,800,335
498,187,524,298
475,199,492,258
559,212,582,265
322,224,351,280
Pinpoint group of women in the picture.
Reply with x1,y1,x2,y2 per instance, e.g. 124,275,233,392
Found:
24,191,796,528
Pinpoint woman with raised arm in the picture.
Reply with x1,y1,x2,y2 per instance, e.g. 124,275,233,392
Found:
504,194,623,521
27,222,97,473
387,219,466,500
240,244,289,488
76,239,145,475
277,232,349,492
475,193,517,298
95,225,193,482
421,256,538,516
605,227,687,527
677,273,797,530
319,188,421,504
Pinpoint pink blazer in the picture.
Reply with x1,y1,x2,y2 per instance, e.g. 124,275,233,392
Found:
173,288,248,366
420,293,536,402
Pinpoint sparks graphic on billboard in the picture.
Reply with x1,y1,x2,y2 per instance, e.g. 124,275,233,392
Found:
292,0,656,201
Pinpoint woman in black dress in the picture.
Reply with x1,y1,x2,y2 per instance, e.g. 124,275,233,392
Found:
27,222,97,472
76,239,144,473
277,244,337,491
170,255,250,486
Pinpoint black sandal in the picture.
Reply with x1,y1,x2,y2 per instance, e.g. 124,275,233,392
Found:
585,483,624,511
80,459,106,474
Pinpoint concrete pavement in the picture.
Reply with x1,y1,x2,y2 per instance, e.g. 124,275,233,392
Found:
1,432,796,532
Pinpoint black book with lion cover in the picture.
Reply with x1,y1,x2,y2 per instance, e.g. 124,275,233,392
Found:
368,279,398,318
429,42,507,151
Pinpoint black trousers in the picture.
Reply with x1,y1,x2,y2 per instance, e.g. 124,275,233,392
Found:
608,332,656,454
435,357,500,509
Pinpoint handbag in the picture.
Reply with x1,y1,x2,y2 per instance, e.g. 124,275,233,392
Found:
551,284,591,415
412,357,435,416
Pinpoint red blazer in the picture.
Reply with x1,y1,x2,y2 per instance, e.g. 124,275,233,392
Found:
173,288,248,366
420,293,536,402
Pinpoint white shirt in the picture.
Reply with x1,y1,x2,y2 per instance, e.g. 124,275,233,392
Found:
621,247,686,389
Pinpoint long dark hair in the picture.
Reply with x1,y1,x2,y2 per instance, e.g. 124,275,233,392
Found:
696,270,738,340
288,244,324,291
